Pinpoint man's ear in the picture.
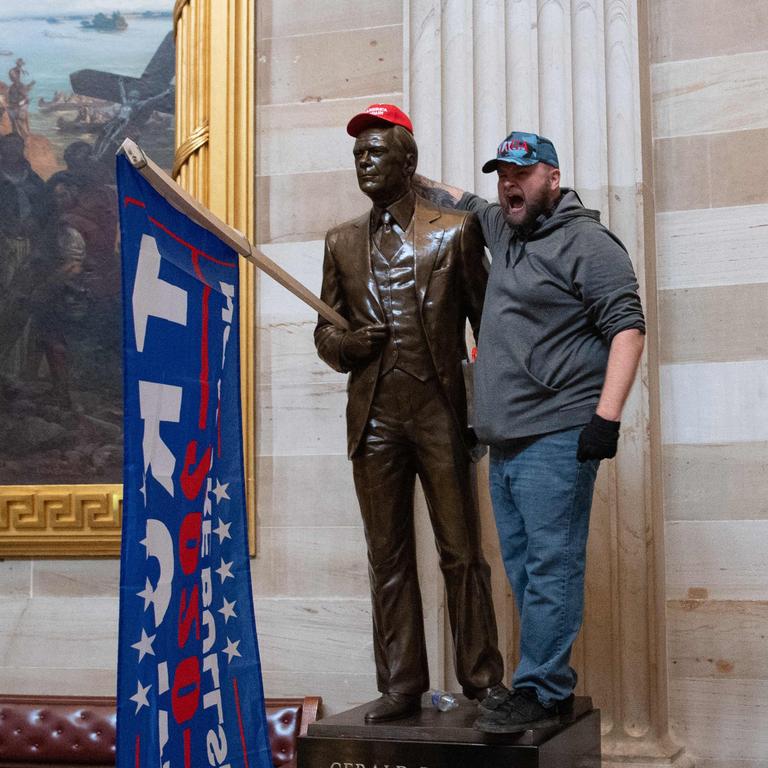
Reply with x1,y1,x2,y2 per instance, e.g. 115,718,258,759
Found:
550,167,561,191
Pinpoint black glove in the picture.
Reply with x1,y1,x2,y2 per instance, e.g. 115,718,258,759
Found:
340,323,388,366
577,414,620,462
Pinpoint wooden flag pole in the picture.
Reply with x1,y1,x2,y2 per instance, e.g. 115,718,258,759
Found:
117,138,350,331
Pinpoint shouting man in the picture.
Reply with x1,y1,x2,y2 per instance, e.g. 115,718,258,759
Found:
415,131,646,732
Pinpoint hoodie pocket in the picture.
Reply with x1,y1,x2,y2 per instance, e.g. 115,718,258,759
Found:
524,346,565,394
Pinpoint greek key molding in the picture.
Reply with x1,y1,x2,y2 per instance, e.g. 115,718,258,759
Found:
0,485,122,557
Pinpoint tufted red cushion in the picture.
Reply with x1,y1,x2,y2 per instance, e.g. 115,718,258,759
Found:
265,704,301,767
0,697,115,765
0,695,320,768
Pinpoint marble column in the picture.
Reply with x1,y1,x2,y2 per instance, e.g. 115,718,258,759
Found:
406,2,691,765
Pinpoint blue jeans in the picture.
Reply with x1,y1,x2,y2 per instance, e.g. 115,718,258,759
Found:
489,427,599,706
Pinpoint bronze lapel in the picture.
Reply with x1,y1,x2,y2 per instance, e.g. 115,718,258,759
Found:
413,199,444,310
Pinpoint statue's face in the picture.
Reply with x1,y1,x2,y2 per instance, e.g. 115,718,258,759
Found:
353,126,412,206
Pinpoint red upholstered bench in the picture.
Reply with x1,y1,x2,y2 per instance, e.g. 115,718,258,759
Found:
0,694,321,768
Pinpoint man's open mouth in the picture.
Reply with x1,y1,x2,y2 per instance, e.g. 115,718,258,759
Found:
508,194,525,210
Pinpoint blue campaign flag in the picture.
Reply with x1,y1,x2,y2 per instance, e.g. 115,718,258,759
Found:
116,154,271,768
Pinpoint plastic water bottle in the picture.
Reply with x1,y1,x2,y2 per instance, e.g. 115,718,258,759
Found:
430,690,459,712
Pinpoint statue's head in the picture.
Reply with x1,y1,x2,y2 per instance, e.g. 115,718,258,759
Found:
347,104,417,207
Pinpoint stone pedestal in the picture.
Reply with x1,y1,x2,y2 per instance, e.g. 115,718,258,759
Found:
298,695,600,768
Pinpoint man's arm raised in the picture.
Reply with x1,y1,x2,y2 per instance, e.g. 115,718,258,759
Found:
412,174,466,208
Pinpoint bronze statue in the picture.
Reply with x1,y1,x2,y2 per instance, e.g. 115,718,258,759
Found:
315,104,503,722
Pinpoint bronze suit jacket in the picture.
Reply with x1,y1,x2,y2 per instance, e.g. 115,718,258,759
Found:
314,194,488,459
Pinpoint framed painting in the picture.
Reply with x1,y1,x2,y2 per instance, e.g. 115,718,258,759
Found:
0,0,257,556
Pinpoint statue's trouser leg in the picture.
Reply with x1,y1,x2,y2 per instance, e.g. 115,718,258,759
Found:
353,370,503,696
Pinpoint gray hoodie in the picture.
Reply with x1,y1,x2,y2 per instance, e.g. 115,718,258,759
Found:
459,188,645,445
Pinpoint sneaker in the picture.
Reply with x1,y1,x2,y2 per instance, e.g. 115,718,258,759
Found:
476,683,512,715
474,688,574,734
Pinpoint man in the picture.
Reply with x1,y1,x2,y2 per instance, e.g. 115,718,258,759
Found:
314,104,504,722
414,131,646,732
7,60,34,139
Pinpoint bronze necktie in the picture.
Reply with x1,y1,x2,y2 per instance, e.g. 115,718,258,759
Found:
377,211,405,259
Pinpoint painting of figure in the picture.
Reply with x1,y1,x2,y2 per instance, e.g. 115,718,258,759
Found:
0,2,174,484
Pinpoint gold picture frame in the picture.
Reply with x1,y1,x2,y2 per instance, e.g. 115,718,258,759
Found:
0,0,256,557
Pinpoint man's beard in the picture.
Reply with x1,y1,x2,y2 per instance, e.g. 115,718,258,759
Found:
502,187,558,237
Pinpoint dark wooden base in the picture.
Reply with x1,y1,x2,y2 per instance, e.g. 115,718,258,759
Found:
298,694,600,768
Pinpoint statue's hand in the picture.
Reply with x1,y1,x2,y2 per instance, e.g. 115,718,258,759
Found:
341,323,388,365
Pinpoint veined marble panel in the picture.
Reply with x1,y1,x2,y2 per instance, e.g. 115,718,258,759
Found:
256,324,348,458
656,205,768,290
256,455,358,528
668,599,768,680
32,560,120,598
259,2,401,40
660,360,768,445
659,284,768,365
0,561,31,597
261,670,378,716
0,597,117,669
663,443,768,521
652,51,768,138
654,129,768,212
250,525,368,598
255,169,367,244
669,677,768,761
691,761,768,768
256,240,324,321
0,667,116,696
650,0,768,63
666,521,768,601
257,97,401,177
255,597,372,674
257,25,402,106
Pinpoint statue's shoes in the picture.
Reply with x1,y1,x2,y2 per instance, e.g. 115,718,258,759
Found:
364,693,421,723
471,683,512,715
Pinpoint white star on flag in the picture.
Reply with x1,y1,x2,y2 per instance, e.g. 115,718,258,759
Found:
216,558,234,582
213,518,232,543
219,597,237,623
130,680,151,713
131,628,156,662
212,479,230,504
136,578,156,611
223,637,241,663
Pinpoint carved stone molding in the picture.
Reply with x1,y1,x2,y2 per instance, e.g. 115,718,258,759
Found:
173,0,191,31
175,0,257,554
0,485,122,557
172,119,210,178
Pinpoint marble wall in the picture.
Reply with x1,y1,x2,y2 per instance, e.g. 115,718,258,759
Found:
650,1,768,766
250,0,404,713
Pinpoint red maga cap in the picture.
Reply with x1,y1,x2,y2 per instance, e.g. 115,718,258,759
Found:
346,103,413,137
